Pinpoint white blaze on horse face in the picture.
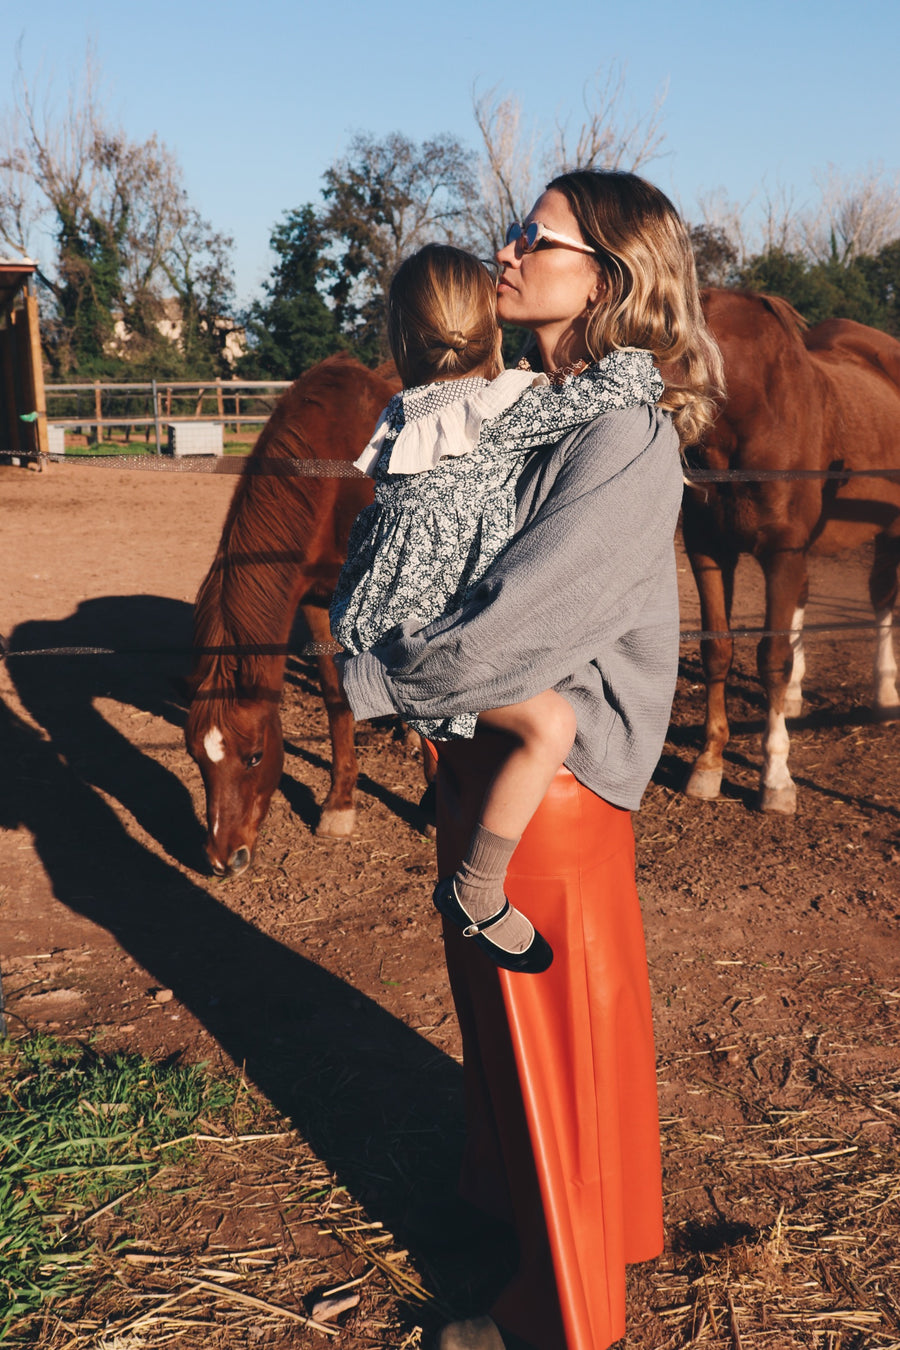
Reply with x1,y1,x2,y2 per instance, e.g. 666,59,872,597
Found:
203,727,226,763
761,709,793,792
784,606,806,718
873,607,900,709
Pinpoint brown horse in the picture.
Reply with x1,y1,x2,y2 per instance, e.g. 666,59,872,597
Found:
682,290,900,813
184,353,399,875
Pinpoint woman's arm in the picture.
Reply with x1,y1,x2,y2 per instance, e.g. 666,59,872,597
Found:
340,405,682,723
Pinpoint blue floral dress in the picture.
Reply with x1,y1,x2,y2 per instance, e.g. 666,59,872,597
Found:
330,349,664,740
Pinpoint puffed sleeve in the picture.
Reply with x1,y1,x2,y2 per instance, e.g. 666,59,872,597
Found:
339,405,682,724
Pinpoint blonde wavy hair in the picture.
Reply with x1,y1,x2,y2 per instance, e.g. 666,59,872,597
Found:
388,244,504,390
546,170,724,445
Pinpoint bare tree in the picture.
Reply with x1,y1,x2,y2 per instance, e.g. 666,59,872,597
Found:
694,188,756,268
0,47,233,372
469,63,668,252
471,89,541,255
553,65,667,177
695,168,900,276
800,165,900,264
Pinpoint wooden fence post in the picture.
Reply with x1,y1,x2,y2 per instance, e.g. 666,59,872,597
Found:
94,380,102,445
151,379,162,455
1,323,20,453
23,291,49,456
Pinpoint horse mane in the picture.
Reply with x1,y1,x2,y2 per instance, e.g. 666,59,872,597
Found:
756,292,808,337
189,354,395,722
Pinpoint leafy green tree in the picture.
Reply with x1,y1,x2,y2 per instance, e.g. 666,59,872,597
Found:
320,131,477,363
690,224,739,289
858,240,900,338
239,206,343,379
50,201,127,375
738,245,890,328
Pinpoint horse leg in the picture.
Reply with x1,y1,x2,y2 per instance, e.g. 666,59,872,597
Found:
399,726,438,835
757,547,808,814
300,602,358,839
783,574,810,718
870,532,900,718
684,542,737,800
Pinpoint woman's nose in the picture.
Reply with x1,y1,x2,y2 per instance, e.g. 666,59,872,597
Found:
496,239,520,268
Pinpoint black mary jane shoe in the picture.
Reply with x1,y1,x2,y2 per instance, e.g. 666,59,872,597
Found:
433,878,553,974
435,1315,536,1349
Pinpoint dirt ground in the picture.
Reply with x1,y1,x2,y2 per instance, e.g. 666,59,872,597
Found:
1,458,899,1349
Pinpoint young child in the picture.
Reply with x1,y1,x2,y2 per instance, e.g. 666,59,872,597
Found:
331,243,663,973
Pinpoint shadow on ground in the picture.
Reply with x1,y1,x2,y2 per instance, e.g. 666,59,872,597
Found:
4,596,515,1328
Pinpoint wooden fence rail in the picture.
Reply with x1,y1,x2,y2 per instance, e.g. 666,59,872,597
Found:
44,378,293,454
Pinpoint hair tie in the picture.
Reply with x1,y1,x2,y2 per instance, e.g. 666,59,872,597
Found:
446,331,468,352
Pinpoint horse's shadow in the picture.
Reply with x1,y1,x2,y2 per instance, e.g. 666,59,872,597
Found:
0,687,506,1319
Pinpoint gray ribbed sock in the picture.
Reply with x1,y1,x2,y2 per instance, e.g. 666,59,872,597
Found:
453,825,535,956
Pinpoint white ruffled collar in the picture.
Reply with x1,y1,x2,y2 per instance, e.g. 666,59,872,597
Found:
354,368,544,477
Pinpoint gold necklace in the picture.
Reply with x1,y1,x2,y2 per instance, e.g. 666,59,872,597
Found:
547,358,589,387
516,356,591,386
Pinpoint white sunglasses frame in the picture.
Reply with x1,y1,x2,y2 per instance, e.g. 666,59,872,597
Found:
505,220,596,256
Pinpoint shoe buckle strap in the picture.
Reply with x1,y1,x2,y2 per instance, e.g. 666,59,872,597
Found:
461,898,511,938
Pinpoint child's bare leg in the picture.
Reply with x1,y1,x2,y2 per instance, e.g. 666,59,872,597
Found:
437,690,576,965
477,689,577,837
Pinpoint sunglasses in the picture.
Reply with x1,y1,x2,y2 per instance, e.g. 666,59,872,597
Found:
505,221,596,257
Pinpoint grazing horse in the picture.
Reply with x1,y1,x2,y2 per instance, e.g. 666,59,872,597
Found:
185,353,399,876
682,290,900,813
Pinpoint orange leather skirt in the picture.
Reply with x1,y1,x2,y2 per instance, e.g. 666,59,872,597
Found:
434,746,663,1350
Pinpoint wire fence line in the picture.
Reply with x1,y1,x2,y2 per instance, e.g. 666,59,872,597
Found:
1,621,893,665
2,449,897,654
1,449,364,476
7,447,900,483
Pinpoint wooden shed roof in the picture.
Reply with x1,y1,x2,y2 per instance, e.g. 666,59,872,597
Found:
0,259,37,318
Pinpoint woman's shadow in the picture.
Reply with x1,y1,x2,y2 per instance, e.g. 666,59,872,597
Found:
9,594,209,872
4,599,514,1313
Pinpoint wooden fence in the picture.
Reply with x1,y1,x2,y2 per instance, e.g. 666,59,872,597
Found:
45,378,292,454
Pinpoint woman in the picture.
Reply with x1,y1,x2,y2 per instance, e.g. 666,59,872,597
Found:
340,170,723,1350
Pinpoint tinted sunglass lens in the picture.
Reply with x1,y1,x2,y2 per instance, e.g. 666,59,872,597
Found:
523,223,540,251
505,222,523,246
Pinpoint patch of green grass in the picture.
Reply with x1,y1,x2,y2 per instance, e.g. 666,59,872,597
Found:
61,439,254,458
0,1034,239,1341
63,441,149,458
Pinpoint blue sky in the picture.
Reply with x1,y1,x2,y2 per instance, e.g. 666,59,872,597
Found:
5,0,898,307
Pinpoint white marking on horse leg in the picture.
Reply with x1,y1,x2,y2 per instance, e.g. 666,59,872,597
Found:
873,607,900,711
762,710,792,791
784,606,806,718
759,708,797,812
203,727,226,763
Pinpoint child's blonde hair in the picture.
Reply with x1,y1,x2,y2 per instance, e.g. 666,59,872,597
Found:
388,244,503,389
546,170,725,445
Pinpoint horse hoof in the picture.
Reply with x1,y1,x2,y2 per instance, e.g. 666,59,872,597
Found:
760,784,797,814
316,807,356,839
403,726,424,755
873,699,900,723
684,766,723,800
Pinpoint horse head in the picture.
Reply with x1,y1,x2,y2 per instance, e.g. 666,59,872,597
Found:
185,674,284,877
